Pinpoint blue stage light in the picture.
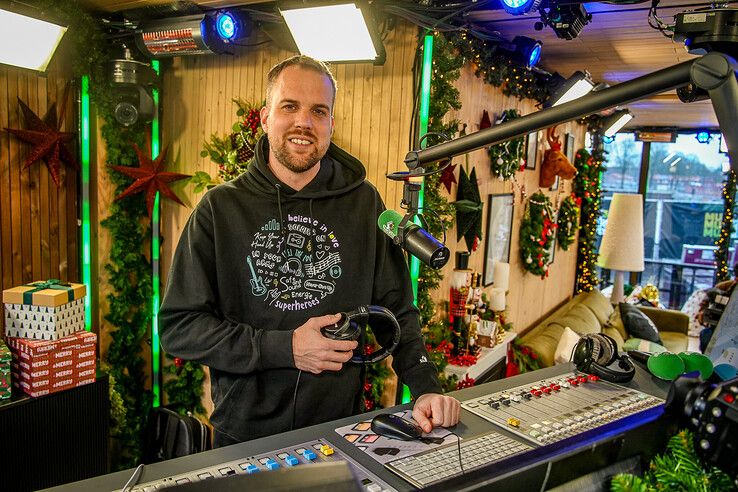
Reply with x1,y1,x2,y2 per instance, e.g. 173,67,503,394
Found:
216,12,237,40
501,0,541,15
696,131,712,144
529,44,542,67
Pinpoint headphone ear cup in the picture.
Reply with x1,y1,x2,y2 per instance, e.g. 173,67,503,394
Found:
572,336,594,371
592,333,617,366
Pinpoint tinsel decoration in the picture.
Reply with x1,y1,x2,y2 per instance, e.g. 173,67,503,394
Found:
556,195,581,250
715,169,736,282
610,430,733,491
453,167,484,251
573,148,606,293
487,109,526,180
519,191,556,278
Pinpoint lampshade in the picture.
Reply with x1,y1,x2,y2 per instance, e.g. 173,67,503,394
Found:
0,8,66,71
597,193,645,272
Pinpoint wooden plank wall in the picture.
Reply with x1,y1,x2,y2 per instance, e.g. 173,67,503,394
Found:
436,63,584,332
0,56,79,331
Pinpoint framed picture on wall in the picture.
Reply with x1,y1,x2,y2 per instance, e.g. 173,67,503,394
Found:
525,132,538,170
483,193,514,286
565,133,575,163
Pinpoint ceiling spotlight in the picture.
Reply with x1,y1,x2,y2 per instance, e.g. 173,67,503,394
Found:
0,7,66,71
602,109,634,137
544,71,595,107
537,4,592,40
280,3,385,64
135,11,251,58
513,36,542,69
696,131,713,144
501,0,542,16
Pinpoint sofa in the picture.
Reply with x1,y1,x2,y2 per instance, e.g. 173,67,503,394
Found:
519,289,690,368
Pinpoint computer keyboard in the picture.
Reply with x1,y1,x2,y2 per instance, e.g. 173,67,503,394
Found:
385,431,532,488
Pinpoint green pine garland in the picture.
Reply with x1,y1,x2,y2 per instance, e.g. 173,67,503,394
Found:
610,430,734,491
556,195,581,251
163,358,206,416
519,191,556,278
488,109,526,180
444,32,550,103
715,170,736,282
509,339,541,374
573,148,607,293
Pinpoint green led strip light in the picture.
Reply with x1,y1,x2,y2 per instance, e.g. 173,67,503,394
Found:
151,60,161,408
80,76,92,332
403,33,434,404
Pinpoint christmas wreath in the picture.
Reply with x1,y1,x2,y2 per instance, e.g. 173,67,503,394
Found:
556,195,581,251
519,191,556,278
194,99,263,191
487,109,526,180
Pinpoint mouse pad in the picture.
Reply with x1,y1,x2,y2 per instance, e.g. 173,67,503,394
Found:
334,410,457,465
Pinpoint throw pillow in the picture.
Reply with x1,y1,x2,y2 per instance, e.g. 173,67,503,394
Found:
620,303,663,344
554,326,581,365
622,337,668,354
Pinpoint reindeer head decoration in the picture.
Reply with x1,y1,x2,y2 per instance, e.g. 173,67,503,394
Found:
539,126,577,188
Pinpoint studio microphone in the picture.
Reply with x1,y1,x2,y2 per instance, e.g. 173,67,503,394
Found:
378,209,450,269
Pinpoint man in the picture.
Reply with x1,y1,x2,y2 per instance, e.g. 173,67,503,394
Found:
160,55,460,447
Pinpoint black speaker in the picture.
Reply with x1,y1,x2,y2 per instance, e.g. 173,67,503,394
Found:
320,305,400,364
571,333,635,383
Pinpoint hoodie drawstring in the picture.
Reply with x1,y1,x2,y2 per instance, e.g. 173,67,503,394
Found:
275,184,285,253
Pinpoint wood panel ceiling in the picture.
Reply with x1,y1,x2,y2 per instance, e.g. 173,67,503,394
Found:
78,0,732,129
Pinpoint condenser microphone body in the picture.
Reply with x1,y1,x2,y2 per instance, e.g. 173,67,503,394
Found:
378,209,450,269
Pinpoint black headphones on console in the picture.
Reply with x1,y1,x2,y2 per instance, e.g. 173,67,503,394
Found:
321,305,400,364
571,333,635,383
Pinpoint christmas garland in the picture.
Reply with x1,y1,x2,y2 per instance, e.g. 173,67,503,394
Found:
715,169,736,282
573,148,606,293
556,195,581,251
487,109,526,180
519,191,556,278
611,430,733,491
508,339,541,376
193,99,264,191
444,32,550,103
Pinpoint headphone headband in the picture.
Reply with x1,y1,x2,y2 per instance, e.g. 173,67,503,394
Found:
321,305,401,364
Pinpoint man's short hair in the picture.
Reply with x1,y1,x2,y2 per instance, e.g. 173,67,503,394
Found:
265,55,338,109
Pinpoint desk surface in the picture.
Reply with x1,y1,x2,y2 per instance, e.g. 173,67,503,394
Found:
46,364,672,492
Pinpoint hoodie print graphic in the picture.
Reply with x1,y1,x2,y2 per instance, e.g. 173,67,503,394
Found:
247,213,342,311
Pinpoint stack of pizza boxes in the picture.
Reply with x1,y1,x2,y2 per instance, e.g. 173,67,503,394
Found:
2,280,96,398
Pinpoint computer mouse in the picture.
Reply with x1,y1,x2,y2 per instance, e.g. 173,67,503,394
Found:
371,413,423,441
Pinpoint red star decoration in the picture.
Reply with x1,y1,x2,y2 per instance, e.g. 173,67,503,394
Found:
4,95,78,187
110,136,191,218
440,161,457,193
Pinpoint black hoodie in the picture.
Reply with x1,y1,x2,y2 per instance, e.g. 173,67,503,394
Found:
159,135,442,442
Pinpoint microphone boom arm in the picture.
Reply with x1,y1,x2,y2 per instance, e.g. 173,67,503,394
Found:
403,53,738,172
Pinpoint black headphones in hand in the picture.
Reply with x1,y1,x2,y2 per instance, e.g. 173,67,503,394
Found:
320,305,401,364
571,333,635,384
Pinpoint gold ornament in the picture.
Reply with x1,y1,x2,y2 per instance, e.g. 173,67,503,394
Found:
640,284,660,304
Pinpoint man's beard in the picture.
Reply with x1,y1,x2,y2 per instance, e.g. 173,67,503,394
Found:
268,133,327,174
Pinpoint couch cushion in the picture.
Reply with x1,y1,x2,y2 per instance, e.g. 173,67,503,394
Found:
554,327,581,365
605,308,628,342
620,303,663,344
553,303,601,336
522,323,564,368
602,326,625,351
578,290,614,326
660,331,689,353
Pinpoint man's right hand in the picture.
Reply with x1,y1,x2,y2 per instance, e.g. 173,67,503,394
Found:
293,314,358,374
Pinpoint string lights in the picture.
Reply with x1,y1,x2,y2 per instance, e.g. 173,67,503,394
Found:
573,148,606,292
715,169,736,281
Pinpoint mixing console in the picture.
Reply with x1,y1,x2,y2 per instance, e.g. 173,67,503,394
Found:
462,371,663,445
123,439,395,492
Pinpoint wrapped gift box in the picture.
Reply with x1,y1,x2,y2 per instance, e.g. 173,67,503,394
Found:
7,331,97,397
0,340,10,400
3,281,86,340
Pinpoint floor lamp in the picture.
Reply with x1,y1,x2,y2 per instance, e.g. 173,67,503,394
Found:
597,193,645,304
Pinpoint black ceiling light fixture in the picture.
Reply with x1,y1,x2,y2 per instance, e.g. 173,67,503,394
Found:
536,3,592,40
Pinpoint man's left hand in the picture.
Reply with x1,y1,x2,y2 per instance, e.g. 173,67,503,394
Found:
412,393,461,433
